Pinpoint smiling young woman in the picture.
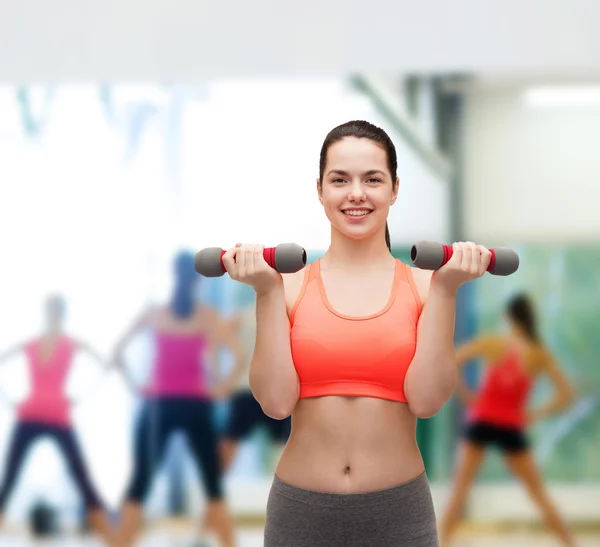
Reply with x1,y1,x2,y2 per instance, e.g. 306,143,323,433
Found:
221,120,495,546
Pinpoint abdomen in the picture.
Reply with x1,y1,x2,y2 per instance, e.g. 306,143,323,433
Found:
275,396,425,493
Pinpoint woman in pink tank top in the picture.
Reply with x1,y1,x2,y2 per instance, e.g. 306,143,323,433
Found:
112,251,245,547
440,293,577,546
0,295,113,544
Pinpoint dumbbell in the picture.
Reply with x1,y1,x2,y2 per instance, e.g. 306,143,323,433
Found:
410,241,519,276
194,243,307,278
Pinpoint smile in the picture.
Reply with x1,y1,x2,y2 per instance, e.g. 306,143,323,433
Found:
342,209,373,217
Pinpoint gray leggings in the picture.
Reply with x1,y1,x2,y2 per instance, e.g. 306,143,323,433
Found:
264,472,439,547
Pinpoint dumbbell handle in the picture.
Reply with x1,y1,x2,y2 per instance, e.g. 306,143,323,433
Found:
214,247,284,274
410,241,519,276
194,243,307,278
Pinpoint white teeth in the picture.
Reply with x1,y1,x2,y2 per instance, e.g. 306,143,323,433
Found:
343,210,371,216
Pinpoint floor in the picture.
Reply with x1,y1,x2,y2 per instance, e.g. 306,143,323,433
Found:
0,528,598,546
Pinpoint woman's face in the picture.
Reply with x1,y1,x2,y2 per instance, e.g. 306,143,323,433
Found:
318,137,398,242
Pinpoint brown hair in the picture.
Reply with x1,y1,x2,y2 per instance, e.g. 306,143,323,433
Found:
318,120,398,251
506,293,540,343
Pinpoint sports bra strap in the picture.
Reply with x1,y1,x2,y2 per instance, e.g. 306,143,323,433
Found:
289,263,314,325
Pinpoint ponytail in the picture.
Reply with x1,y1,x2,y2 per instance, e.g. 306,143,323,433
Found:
385,222,391,251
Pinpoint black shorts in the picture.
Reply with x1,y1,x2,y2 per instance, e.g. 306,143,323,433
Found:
464,421,529,453
223,390,291,444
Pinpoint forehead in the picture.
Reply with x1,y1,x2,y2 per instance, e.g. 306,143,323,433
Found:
325,137,388,173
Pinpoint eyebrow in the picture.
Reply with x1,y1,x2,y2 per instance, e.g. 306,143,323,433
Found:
327,169,387,177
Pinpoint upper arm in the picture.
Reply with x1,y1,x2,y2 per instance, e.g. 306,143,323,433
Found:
72,338,107,364
0,342,26,363
455,335,505,366
115,307,153,349
128,307,153,334
538,348,576,399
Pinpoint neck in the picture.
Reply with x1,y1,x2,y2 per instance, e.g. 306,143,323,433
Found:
324,225,392,270
510,326,530,343
44,327,61,338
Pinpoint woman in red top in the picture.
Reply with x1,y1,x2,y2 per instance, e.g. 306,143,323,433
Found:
439,293,577,546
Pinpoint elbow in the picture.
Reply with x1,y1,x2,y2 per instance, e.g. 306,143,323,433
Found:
261,403,295,421
405,364,457,419
408,399,446,419
407,383,456,419
255,394,297,420
562,389,577,409
249,381,299,421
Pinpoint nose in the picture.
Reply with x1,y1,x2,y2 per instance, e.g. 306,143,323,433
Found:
347,180,366,202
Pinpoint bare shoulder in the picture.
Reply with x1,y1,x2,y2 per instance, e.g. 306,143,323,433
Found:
133,305,158,328
456,331,508,363
532,343,556,369
195,302,219,326
479,332,510,353
408,266,433,304
282,267,308,316
146,305,160,321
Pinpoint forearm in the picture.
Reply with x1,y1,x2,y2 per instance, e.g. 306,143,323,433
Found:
531,392,575,423
80,343,109,369
0,345,23,364
249,285,299,419
404,280,458,418
110,338,127,362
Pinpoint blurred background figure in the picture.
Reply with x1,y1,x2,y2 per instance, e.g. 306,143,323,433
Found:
440,293,577,546
0,295,113,544
220,285,291,476
111,250,244,547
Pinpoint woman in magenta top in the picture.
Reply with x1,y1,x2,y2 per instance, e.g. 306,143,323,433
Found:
440,293,577,546
112,250,245,547
0,295,113,544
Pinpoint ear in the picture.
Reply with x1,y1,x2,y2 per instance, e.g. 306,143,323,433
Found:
316,178,323,204
390,177,400,205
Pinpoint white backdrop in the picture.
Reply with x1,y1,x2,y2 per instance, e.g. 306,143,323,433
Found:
463,83,600,243
2,0,600,81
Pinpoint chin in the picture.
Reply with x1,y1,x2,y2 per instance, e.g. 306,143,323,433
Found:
333,224,377,241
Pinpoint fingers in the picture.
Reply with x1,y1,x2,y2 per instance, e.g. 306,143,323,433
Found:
221,246,239,278
477,244,492,275
452,241,491,277
462,242,474,273
451,242,463,269
221,243,265,280
252,244,265,271
244,244,255,274
465,241,478,275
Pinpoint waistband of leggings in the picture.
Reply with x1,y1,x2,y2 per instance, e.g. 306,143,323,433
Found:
271,471,430,508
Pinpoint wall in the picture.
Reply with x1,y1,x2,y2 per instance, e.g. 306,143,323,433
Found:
2,0,600,81
463,84,600,244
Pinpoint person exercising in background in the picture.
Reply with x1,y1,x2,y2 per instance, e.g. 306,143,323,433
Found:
220,286,291,474
439,293,577,547
0,295,113,544
112,250,244,547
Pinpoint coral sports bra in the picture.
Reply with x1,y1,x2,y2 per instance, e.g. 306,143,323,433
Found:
290,259,423,403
